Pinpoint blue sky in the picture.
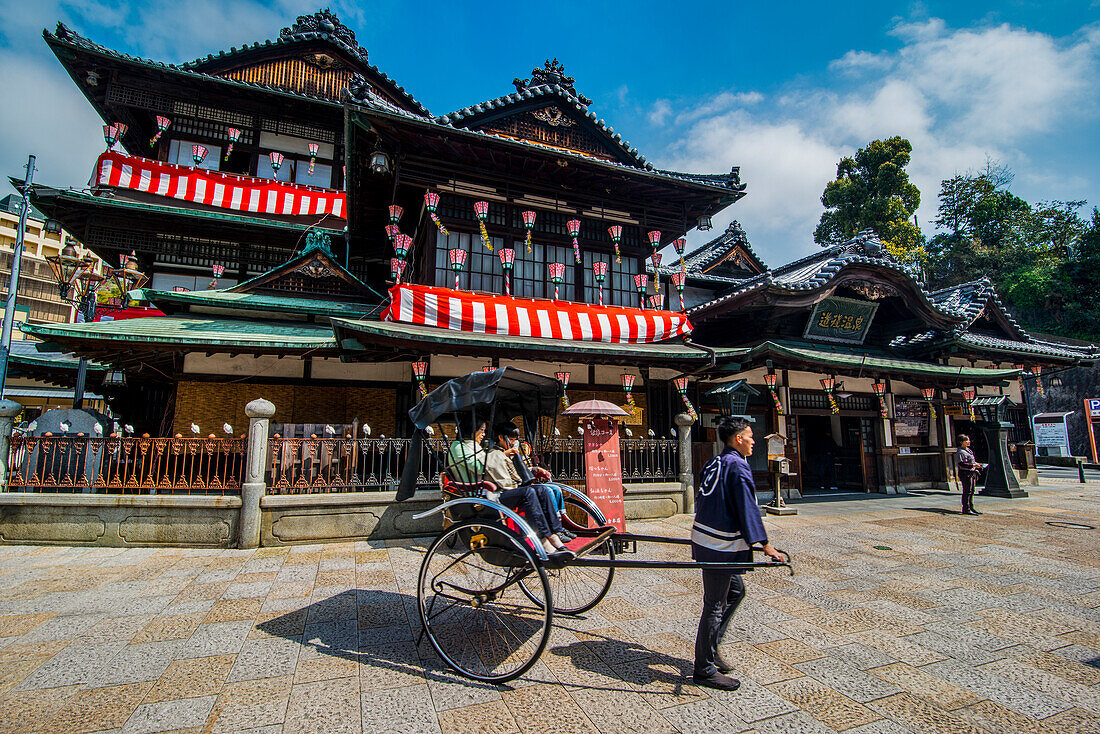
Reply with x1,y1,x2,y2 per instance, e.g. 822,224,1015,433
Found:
1,1,1097,265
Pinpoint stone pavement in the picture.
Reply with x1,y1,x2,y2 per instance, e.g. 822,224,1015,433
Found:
0,482,1098,734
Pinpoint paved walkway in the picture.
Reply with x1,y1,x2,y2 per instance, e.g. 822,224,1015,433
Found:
1,483,1098,734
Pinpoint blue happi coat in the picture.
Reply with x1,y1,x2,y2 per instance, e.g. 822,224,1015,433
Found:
691,447,768,567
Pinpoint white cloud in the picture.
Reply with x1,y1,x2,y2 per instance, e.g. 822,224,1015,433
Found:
648,99,672,127
655,16,1100,265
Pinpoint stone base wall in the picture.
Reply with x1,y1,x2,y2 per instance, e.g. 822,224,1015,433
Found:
0,494,241,547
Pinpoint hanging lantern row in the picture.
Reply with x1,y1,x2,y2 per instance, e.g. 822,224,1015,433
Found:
269,152,284,172
674,376,698,420
522,210,536,254
820,377,839,414
224,128,241,160
621,373,637,416
1032,364,1044,396
307,143,319,175
556,371,571,409
920,387,937,420
150,116,171,147
763,373,785,415
499,248,515,296
424,192,449,236
548,262,567,300
670,271,686,312
872,382,888,418
191,145,208,166
592,260,608,306
1014,363,1026,396
567,219,582,264
962,388,977,421
103,123,128,151
385,224,400,241
448,248,468,289
411,360,429,399
473,201,493,251
608,225,623,264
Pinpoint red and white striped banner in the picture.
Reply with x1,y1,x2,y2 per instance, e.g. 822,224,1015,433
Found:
383,284,693,343
93,152,345,219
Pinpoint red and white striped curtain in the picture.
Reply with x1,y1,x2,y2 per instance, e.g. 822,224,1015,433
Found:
383,284,693,343
93,152,345,219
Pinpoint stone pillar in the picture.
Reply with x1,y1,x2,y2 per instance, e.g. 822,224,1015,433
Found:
675,412,695,514
240,398,275,549
0,399,21,490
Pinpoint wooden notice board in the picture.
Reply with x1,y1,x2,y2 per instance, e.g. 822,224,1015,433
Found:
583,418,626,531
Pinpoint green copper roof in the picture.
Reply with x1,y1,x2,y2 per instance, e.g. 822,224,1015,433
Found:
716,341,1020,383
332,318,712,365
21,316,336,351
148,289,379,318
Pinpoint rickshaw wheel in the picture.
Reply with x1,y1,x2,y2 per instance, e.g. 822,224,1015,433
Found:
418,519,553,683
518,494,615,615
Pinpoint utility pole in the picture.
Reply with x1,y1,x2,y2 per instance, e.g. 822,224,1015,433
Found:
0,155,36,400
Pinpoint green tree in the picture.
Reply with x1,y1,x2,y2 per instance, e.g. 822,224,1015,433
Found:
814,136,924,264
1062,208,1100,339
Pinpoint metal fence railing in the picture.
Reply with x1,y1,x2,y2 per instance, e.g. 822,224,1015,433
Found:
539,438,678,484
6,435,246,494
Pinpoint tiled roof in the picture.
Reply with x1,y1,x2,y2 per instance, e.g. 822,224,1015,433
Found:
687,231,953,319
46,21,428,115
928,278,1026,337
680,220,766,274
438,83,650,169
147,289,378,319
347,90,744,194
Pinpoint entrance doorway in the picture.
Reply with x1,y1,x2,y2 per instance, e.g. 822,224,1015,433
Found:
796,415,880,493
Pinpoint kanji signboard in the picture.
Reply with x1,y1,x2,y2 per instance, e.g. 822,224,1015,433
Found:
803,296,878,344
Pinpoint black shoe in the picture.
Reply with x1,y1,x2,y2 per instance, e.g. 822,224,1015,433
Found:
716,655,734,674
558,529,577,541
963,509,978,516
969,508,982,515
692,672,741,691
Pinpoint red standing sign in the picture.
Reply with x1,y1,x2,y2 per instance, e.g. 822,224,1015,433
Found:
583,418,626,531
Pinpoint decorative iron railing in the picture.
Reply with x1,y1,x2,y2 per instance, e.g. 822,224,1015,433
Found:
6,436,245,494
537,438,678,484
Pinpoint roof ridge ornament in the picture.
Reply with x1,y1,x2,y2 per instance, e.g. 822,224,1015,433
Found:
513,59,592,106
280,8,366,59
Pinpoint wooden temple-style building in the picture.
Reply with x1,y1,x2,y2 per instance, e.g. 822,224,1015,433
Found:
18,9,1097,501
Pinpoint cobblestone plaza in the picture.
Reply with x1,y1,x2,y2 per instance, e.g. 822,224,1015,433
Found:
1,481,1098,734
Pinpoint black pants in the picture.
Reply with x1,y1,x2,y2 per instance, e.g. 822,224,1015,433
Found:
499,485,563,539
960,471,978,512
694,569,746,677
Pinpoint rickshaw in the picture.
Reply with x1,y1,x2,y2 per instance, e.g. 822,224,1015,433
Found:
396,367,792,683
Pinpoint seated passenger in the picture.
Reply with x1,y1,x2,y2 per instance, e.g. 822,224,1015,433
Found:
447,417,571,558
492,422,575,541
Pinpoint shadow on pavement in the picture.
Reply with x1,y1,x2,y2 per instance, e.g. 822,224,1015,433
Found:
903,507,963,515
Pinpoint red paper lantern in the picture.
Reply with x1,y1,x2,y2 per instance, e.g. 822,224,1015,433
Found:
385,224,400,240
548,262,566,300
390,258,406,283
388,205,404,224
412,361,428,379
556,371,571,388
621,373,636,391
764,373,777,388
393,234,413,259
473,201,493,251
646,230,662,248
499,248,515,295
424,191,449,235
449,248,467,289
307,142,319,175
150,116,171,147
224,127,241,160
607,225,623,264
268,152,284,172
191,145,208,165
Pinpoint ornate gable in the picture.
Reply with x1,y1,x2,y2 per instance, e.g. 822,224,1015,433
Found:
441,60,648,167
230,232,375,302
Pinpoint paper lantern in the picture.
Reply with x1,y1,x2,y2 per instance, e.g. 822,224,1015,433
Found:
1033,364,1044,395
473,201,493,251
567,219,582,263
499,248,515,296
448,248,467,289
633,273,648,307
621,373,637,415
393,234,413,260
384,224,400,241
673,376,697,419
556,371,571,408
963,388,976,421
102,123,126,150
522,210,536,253
920,387,937,420
647,293,664,310
411,360,428,398
150,116,171,147
547,262,567,300
390,257,406,283
268,152,284,172
387,205,404,225
592,260,609,306
651,252,663,292
820,377,839,414
764,373,784,415
212,264,225,278
608,225,623,263
224,127,241,160
872,381,888,418
307,142,319,175
646,230,662,249
424,191,448,235
191,145,208,165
